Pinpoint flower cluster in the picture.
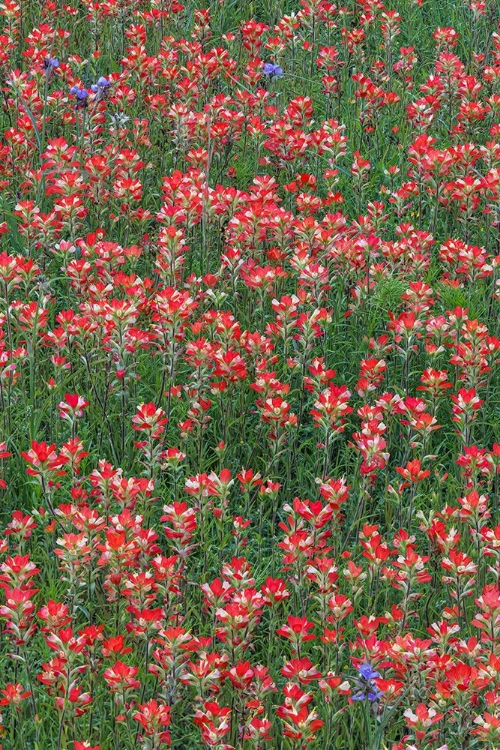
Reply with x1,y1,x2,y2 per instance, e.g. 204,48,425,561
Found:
0,1,499,749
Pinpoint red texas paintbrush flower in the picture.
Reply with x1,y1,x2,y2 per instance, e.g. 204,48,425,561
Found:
0,1,499,748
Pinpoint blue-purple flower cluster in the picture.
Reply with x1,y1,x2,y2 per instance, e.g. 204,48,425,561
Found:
352,664,384,703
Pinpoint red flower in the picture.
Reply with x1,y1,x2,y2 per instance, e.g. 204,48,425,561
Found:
0,683,32,706
103,661,140,692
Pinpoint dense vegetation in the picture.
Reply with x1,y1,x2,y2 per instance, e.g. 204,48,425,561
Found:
0,0,500,748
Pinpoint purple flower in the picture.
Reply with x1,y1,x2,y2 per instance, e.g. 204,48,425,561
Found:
263,62,283,79
352,663,384,703
352,686,384,702
91,76,111,92
91,76,111,102
70,86,89,109
43,58,59,78
358,663,380,681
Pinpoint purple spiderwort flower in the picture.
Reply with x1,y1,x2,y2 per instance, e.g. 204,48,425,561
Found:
43,57,59,78
70,86,89,109
91,76,111,92
263,62,283,79
91,76,111,102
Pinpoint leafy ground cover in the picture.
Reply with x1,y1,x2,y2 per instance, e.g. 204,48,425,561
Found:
0,0,500,748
